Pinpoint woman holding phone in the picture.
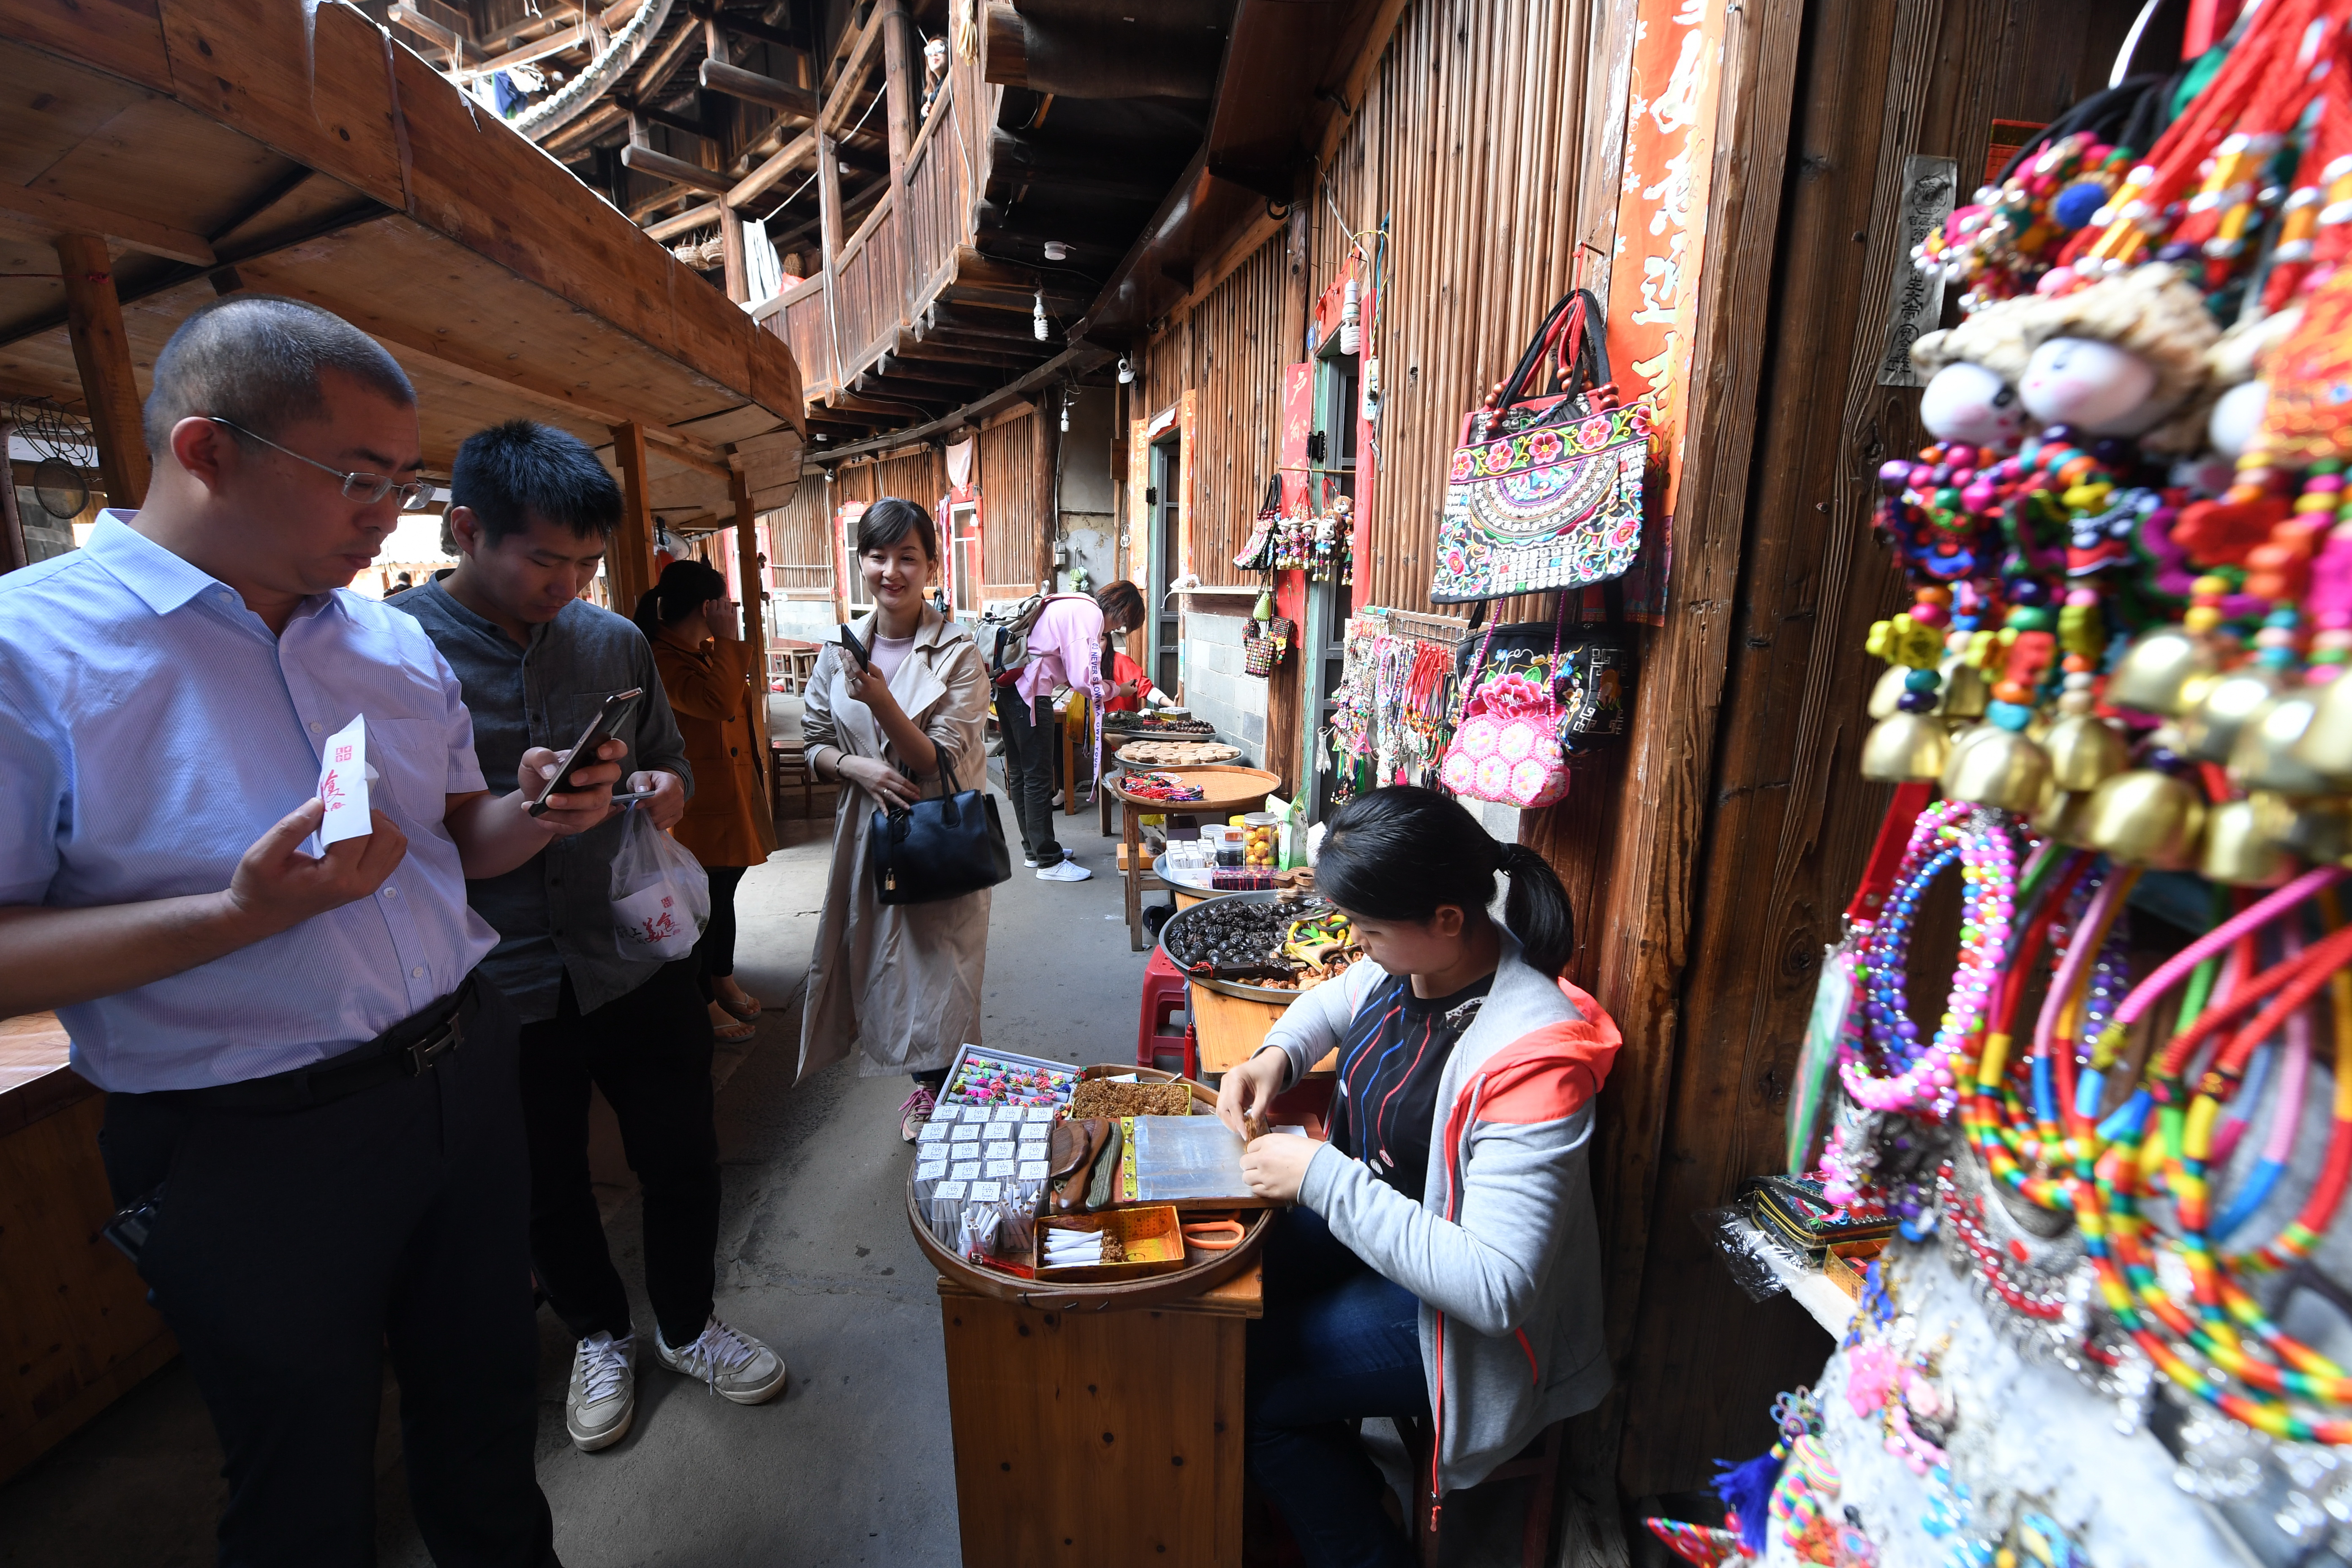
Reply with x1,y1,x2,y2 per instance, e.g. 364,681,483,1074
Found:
799,498,992,1141
1214,787,1620,1568
636,559,776,1045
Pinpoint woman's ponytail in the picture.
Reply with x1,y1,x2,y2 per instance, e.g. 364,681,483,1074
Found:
1315,786,1574,976
1496,841,1574,978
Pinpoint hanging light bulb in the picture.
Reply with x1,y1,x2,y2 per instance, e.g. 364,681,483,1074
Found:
1117,356,1134,384
1032,286,1048,342
1059,391,1071,433
1338,275,1361,356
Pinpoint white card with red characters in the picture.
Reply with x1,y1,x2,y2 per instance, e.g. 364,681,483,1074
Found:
316,715,374,846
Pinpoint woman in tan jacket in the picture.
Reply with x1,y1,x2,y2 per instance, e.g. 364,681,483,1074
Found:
798,498,992,1141
638,560,777,1044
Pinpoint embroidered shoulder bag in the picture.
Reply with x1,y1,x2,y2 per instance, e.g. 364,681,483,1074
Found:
1431,289,1651,604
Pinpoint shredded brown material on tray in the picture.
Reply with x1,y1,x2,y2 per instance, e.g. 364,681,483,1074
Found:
1100,1232,1127,1264
1068,1081,1192,1119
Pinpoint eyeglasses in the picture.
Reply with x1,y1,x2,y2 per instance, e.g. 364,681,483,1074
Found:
207,417,435,510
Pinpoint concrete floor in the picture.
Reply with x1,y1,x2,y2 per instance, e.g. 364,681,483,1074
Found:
0,776,1540,1566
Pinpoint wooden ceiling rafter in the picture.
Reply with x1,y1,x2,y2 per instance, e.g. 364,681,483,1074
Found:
0,0,804,524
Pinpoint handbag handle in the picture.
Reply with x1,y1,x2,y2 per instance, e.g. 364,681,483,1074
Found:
1554,289,1612,397
1484,291,1582,418
885,754,964,828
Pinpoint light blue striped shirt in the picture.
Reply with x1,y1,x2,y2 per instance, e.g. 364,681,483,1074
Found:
0,514,497,1092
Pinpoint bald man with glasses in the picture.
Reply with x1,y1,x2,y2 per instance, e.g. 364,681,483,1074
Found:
0,295,592,1565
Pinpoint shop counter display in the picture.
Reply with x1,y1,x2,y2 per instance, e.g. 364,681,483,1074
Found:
906,1058,1328,1567
1106,766,1281,951
0,1014,175,1482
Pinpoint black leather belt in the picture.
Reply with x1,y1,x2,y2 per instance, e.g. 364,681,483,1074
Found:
164,980,480,1113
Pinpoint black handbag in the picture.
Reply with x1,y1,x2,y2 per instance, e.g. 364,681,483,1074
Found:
866,759,1013,905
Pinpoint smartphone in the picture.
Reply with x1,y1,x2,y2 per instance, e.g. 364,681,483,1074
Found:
528,688,643,817
838,622,871,672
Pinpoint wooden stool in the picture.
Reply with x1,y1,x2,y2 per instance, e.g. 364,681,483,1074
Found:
1395,1416,1561,1568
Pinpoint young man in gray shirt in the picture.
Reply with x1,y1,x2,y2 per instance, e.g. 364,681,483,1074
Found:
392,422,787,1454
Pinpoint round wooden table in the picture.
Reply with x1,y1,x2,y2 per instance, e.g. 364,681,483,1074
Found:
1106,765,1281,952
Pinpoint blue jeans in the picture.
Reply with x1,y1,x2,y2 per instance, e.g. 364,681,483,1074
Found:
1247,1208,1431,1568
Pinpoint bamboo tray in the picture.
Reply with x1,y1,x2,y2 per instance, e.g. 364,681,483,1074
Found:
905,1064,1276,1310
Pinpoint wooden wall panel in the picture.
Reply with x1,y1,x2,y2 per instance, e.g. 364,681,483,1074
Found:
977,410,1044,591
1129,0,1592,614
763,478,836,578
1609,0,2147,1495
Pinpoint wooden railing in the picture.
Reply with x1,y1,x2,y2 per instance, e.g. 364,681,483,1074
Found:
753,55,995,406
833,191,905,373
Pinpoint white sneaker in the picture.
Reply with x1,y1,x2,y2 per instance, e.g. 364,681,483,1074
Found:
654,1315,789,1405
1051,789,1064,807
1036,860,1092,882
566,1331,636,1451
1024,854,1039,868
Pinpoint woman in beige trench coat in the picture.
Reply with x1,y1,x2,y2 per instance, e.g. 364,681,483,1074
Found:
798,498,991,1141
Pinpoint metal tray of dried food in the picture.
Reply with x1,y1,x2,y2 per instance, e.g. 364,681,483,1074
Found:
1157,888,1344,1004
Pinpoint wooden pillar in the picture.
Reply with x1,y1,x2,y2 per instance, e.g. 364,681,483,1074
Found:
730,469,773,774
816,130,844,386
607,422,656,613
1036,395,1059,593
0,420,25,574
878,0,917,318
54,235,150,510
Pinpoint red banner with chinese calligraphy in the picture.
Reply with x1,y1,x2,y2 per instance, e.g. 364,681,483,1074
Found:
1603,0,1729,615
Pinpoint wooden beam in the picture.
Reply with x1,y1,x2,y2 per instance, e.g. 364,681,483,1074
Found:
815,342,1108,464
621,144,733,196
388,2,468,67
456,20,587,82
224,268,735,475
608,422,656,612
53,234,149,509
0,185,215,267
699,58,821,119
644,201,724,242
729,468,772,789
476,0,584,54
821,4,886,133
726,130,817,210
617,99,716,146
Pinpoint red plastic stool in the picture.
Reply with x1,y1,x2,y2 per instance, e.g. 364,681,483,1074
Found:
1137,948,1195,1077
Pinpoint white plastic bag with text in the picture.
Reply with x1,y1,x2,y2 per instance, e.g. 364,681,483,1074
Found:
610,803,710,961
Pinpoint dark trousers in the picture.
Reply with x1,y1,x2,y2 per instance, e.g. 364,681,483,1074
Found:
696,864,749,997
1247,1208,1431,1568
517,959,719,1348
98,991,557,1568
994,682,1063,866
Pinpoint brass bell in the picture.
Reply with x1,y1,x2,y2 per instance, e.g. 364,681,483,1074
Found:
2293,672,2352,781
1938,658,1990,720
2200,797,2293,887
2082,769,2207,869
2107,626,2217,716
1939,724,2055,815
2042,712,2129,793
1868,665,1915,721
1860,711,1953,782
2033,789,2100,848
2280,796,2352,864
2179,666,2285,763
2228,692,2332,796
